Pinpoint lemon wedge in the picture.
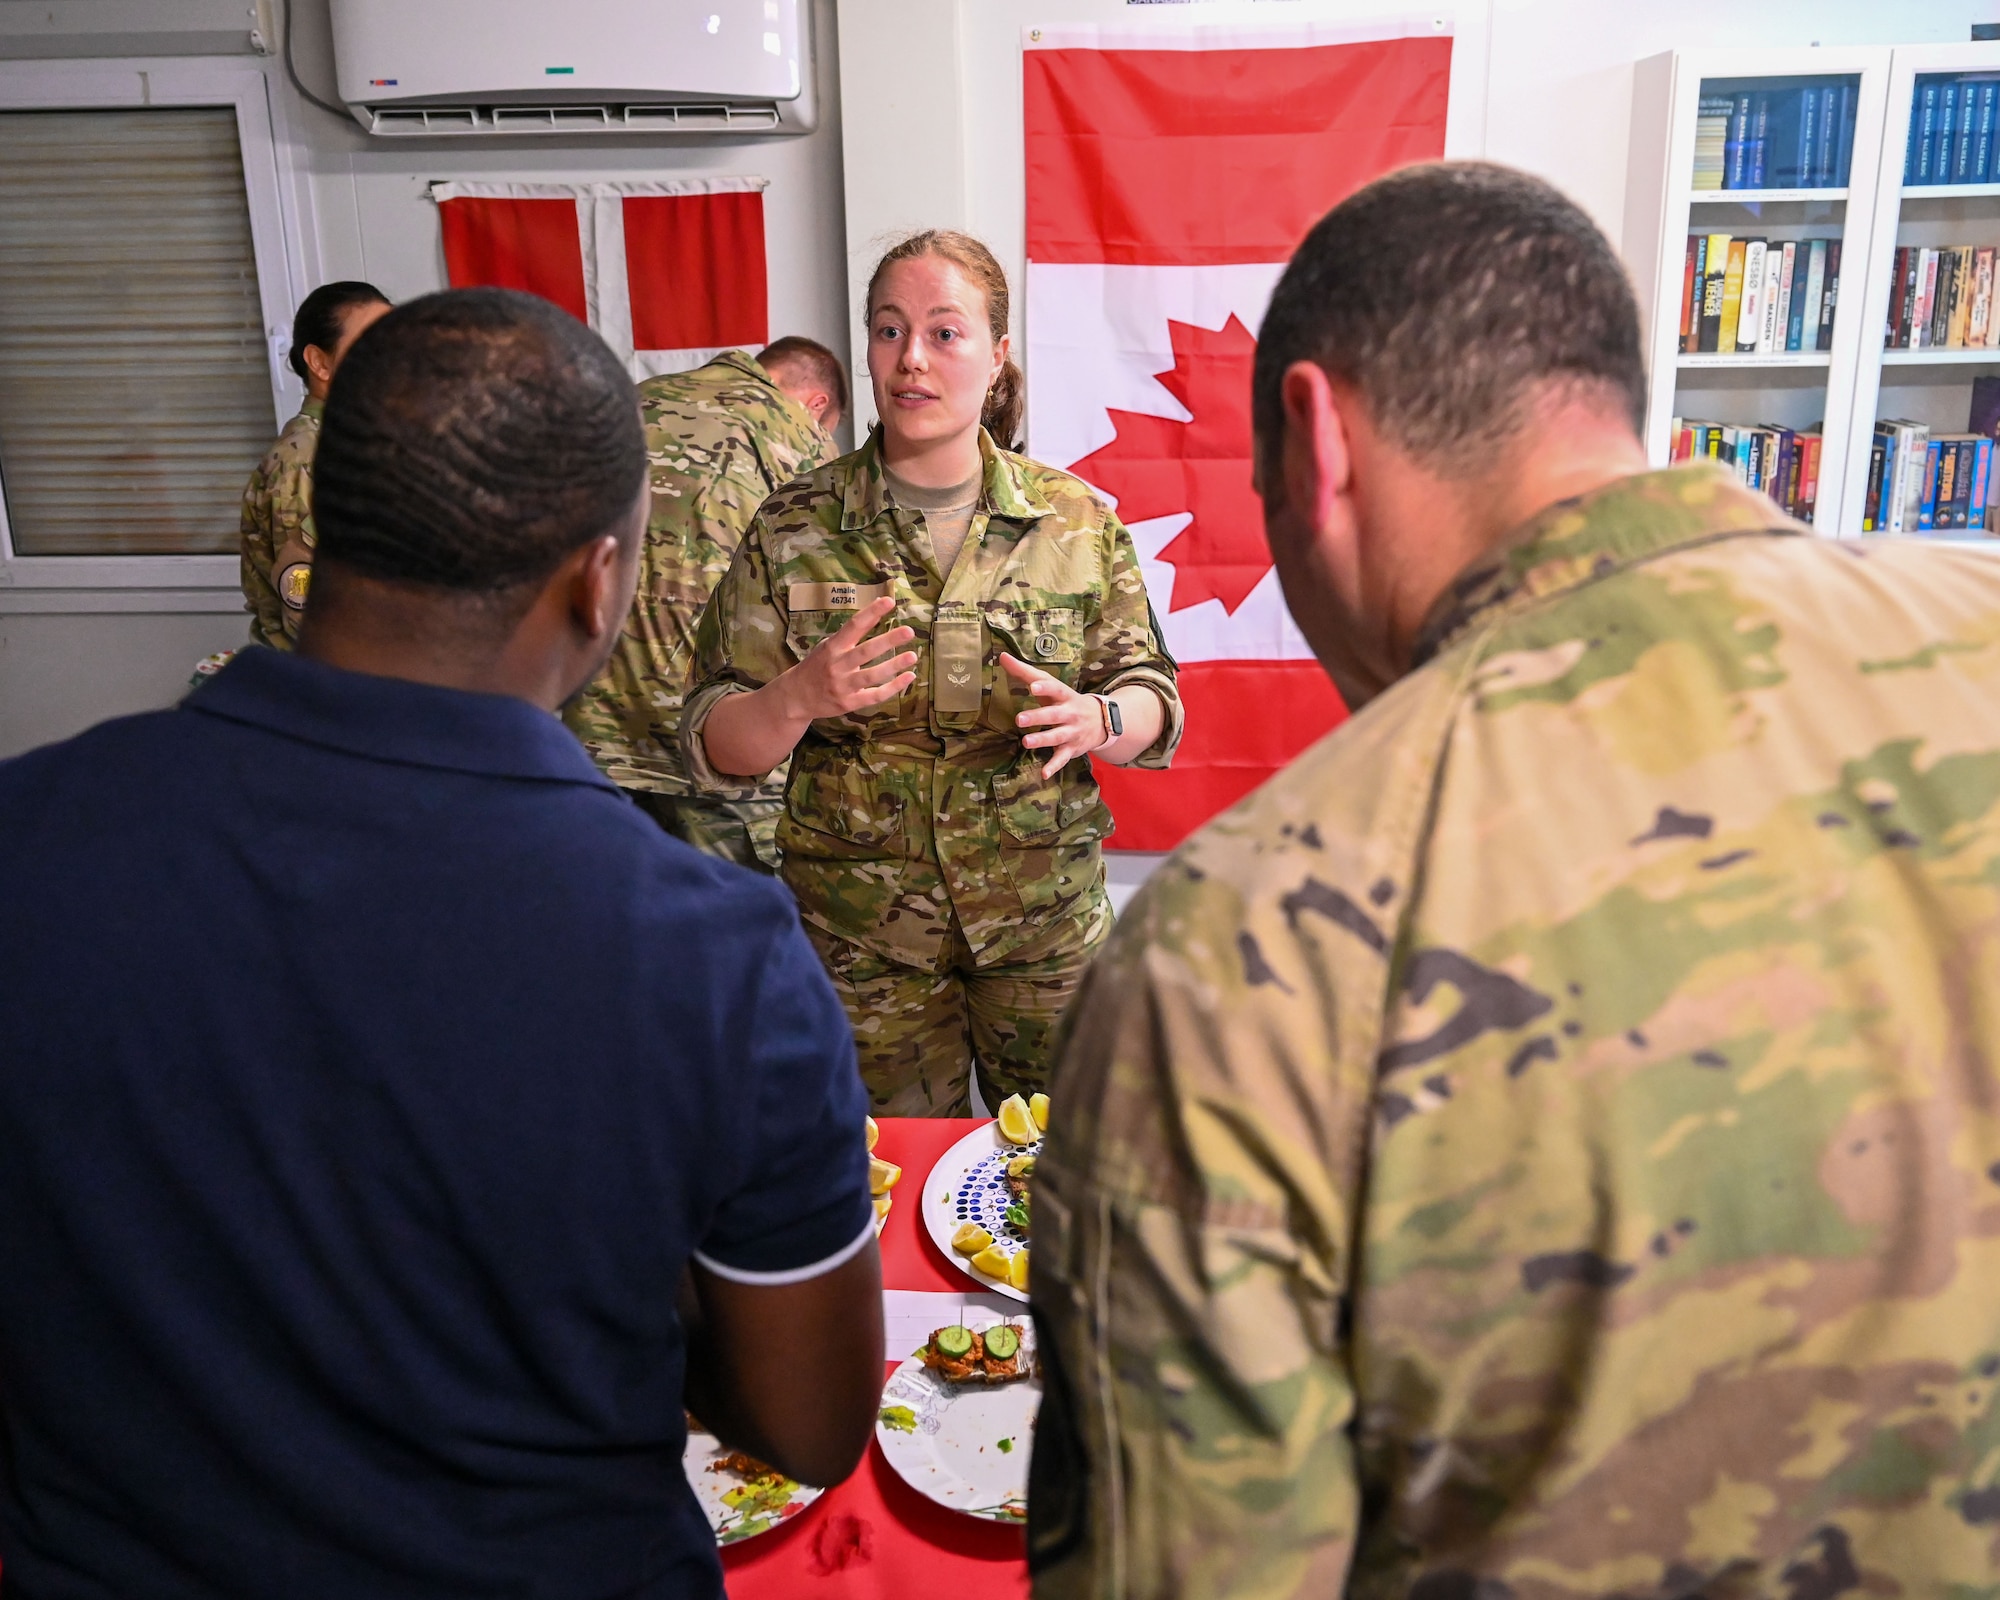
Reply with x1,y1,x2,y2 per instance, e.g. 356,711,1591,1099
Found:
996,1094,1038,1147
865,1115,880,1152
969,1243,1013,1282
1008,1249,1030,1291
872,1193,892,1229
1029,1093,1049,1131
951,1222,993,1255
868,1156,901,1195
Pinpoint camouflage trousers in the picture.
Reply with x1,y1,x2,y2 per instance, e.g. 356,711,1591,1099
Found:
628,791,782,875
805,920,1101,1117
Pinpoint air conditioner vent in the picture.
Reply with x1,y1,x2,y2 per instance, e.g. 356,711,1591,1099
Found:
365,100,784,135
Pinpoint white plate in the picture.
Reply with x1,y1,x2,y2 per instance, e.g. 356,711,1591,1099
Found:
875,1319,1040,1523
683,1429,823,1544
921,1120,1040,1302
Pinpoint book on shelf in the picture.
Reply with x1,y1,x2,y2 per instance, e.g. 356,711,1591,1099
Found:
1698,82,1853,190
1906,74,2000,187
1670,416,1820,522
1863,422,1928,534
1678,234,1841,354
1693,95,1731,191
1885,245,2000,349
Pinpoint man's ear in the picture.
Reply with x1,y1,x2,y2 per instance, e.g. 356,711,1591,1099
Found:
1279,360,1352,540
568,534,630,642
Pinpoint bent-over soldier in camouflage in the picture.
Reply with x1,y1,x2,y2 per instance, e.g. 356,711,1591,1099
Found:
239,398,321,650
565,349,835,871
1032,161,2000,1600
684,427,1181,1113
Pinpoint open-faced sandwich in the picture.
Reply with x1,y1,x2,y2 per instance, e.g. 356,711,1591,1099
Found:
922,1322,1030,1384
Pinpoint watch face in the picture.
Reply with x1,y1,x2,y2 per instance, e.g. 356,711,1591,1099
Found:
1107,699,1123,737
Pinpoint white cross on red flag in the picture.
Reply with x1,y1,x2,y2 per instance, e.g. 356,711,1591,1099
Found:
432,179,769,380
1024,19,1452,850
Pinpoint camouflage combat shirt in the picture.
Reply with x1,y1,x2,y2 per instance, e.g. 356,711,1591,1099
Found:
565,351,833,794
238,398,321,650
684,428,1182,971
1030,465,2000,1599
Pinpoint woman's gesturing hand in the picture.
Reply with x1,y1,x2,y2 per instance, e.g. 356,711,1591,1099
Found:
1001,652,1109,779
778,595,918,723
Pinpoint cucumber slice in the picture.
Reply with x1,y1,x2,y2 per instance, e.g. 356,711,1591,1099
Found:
935,1325,974,1358
1004,1202,1031,1230
983,1325,1021,1362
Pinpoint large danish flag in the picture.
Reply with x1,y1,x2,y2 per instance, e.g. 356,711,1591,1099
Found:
1025,20,1452,849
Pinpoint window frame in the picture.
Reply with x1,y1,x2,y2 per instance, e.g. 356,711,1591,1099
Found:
0,59,309,589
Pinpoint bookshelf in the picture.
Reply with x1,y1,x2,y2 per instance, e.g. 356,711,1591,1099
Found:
1852,41,2000,535
1627,48,1892,535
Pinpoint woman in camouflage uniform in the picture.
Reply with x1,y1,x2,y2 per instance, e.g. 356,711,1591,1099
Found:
238,282,390,649
685,232,1182,1115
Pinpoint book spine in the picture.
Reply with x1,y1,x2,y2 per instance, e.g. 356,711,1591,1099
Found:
1887,248,1911,348
1979,83,1999,182
1759,243,1786,354
1802,433,1822,523
1681,235,1701,351
1748,92,1769,189
1787,241,1812,351
1919,442,1944,530
1864,436,1887,531
1973,439,1994,530
1903,428,1931,530
1953,247,1978,348
1722,239,1748,349
1797,86,1820,188
1937,83,1961,188
1801,240,1827,357
1916,83,1940,183
1736,239,1766,354
1818,82,1839,188
1772,242,1797,354
1883,426,1907,535
1957,82,1981,183
1700,233,1731,353
1817,239,1840,352
1727,92,1751,189
1935,251,1962,349
1951,440,1974,529
1780,432,1800,515
1833,83,1855,187
1914,249,1939,349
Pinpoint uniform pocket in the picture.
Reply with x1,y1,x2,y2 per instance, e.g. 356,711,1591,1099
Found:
785,761,905,849
784,610,842,663
991,759,1061,846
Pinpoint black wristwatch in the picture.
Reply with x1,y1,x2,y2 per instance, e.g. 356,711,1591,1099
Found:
1097,694,1123,746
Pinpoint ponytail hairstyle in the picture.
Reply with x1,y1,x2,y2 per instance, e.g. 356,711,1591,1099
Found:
865,230,1024,450
289,280,391,382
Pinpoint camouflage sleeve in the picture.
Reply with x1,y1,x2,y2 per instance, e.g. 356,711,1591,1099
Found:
1029,854,1369,1599
238,468,288,650
1078,509,1182,770
679,513,793,792
1028,671,1455,1598
265,448,317,643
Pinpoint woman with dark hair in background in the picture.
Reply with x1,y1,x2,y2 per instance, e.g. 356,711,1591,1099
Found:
684,231,1182,1118
238,281,391,649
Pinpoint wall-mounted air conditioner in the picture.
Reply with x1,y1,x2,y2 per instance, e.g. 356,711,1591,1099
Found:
327,0,815,136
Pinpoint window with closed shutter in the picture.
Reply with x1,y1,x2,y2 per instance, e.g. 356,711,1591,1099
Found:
0,107,272,556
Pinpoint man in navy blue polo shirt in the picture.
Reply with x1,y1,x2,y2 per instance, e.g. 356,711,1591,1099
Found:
0,288,884,1599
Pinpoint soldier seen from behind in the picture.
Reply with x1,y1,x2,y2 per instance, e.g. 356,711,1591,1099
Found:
1031,161,2000,1598
685,231,1182,1115
239,280,391,649
564,337,846,873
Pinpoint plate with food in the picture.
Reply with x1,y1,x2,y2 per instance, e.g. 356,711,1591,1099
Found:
683,1422,823,1544
875,1316,1040,1522
922,1093,1045,1302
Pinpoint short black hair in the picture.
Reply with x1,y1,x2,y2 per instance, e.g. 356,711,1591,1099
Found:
288,280,390,381
756,334,848,421
314,288,646,593
1253,162,1645,477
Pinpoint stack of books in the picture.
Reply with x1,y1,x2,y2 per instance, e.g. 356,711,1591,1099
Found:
1671,420,1821,523
1863,423,1992,533
1692,83,1855,191
1885,246,2000,349
1905,74,2000,187
1678,234,1841,355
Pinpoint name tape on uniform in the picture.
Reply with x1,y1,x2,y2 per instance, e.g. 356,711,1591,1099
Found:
788,582,891,612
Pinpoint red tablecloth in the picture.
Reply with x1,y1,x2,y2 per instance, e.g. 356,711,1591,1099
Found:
718,1117,1031,1599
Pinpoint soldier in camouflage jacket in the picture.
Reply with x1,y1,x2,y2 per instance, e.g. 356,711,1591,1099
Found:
684,426,1181,1112
565,348,837,871
1032,163,2000,1599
